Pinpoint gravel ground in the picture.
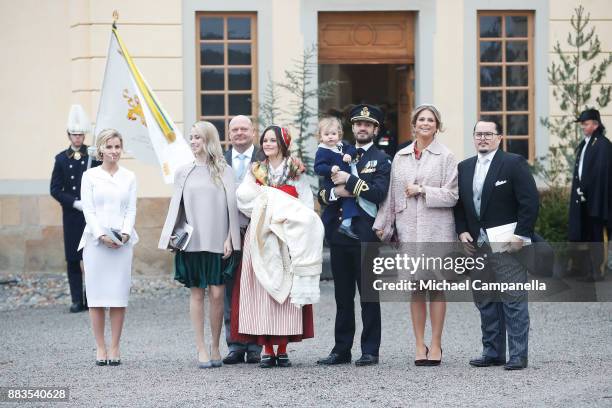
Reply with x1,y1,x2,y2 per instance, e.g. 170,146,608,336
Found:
1,281,611,407
0,274,184,311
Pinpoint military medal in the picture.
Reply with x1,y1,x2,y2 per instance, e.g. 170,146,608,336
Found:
74,151,82,160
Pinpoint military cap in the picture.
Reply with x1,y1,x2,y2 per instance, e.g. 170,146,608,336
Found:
350,104,383,126
575,108,602,123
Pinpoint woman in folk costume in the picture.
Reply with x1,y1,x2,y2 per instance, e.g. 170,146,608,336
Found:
158,121,241,368
231,125,324,368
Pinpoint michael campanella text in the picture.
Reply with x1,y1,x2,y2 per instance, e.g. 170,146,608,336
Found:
373,279,547,292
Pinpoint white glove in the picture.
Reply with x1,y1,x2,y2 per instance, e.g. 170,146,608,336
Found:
73,200,83,211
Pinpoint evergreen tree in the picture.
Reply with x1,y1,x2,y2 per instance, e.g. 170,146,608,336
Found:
257,73,281,131
534,5,612,187
258,45,341,175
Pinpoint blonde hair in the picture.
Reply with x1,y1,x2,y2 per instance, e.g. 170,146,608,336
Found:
411,104,445,133
317,116,343,140
191,121,227,185
95,129,123,161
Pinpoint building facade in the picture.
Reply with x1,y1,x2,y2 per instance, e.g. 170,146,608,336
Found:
1,0,611,274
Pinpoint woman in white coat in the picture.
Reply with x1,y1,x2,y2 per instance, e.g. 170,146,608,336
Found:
79,129,138,366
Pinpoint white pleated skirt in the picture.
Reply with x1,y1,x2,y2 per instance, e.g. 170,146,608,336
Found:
83,241,133,307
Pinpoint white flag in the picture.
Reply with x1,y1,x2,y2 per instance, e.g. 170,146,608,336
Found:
95,27,193,183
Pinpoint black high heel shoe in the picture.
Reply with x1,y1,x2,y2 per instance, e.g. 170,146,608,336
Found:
108,359,121,366
95,359,108,366
426,348,442,366
414,346,429,366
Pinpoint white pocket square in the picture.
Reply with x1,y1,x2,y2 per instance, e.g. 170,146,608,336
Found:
495,180,507,187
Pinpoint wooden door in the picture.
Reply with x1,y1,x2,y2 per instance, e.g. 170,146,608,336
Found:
397,65,415,144
318,12,415,64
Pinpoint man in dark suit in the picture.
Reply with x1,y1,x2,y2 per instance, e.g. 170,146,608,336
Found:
568,109,612,282
454,120,539,370
50,104,100,313
316,104,391,367
221,115,262,364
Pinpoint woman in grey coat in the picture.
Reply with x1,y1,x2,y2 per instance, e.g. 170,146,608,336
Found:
159,121,241,368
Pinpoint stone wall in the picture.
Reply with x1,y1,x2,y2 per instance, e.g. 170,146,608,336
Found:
0,195,173,277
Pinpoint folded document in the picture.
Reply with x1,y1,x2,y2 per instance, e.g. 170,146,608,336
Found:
485,222,531,253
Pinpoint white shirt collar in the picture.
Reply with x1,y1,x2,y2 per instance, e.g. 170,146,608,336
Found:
232,144,254,160
318,142,343,152
477,149,497,163
357,142,374,151
269,158,286,174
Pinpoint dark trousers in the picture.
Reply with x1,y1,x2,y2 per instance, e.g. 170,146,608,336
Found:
224,276,261,354
330,243,381,356
574,207,607,278
472,252,529,361
66,260,84,305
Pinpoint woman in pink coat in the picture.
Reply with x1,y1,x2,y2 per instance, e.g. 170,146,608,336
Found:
373,104,458,367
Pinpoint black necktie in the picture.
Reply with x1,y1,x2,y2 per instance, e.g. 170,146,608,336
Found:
357,148,366,160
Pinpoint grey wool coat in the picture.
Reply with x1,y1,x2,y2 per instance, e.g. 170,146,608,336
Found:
158,162,241,251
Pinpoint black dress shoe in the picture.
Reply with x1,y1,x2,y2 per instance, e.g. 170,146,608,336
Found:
222,351,245,364
246,351,261,364
70,303,87,313
259,354,276,368
355,354,379,366
316,352,351,365
414,346,429,366
504,358,528,370
338,224,359,240
469,356,506,367
276,353,291,368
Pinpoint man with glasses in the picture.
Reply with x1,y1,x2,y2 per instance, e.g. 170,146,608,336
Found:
222,115,262,364
568,108,612,282
454,120,539,370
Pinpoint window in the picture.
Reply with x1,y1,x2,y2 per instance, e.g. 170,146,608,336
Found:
477,11,534,161
196,13,257,148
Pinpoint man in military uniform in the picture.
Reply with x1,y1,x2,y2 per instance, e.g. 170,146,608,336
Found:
50,104,100,312
569,108,612,282
316,104,391,367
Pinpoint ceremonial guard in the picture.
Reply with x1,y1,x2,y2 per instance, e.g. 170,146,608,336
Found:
317,104,391,366
569,108,612,282
50,104,100,313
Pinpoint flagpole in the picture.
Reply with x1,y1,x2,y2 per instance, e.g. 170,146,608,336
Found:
87,10,120,170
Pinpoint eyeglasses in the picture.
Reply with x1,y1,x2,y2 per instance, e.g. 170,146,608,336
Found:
473,132,499,140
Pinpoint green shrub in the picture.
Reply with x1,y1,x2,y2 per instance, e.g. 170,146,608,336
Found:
535,187,570,243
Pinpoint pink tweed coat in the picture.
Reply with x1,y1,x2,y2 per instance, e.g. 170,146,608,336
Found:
373,137,459,243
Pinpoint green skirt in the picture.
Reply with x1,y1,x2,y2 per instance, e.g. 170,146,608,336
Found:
174,251,240,289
